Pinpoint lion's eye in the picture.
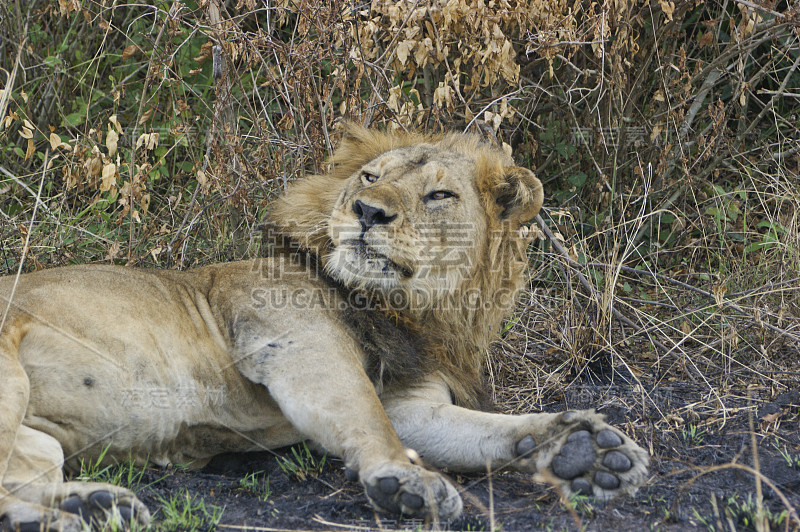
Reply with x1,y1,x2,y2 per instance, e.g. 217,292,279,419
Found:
362,172,379,184
426,190,457,201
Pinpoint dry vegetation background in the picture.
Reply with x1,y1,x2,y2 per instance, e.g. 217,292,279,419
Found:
1,0,799,526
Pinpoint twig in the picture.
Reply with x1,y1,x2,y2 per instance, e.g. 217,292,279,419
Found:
463,89,524,134
665,462,800,530
730,0,786,18
747,387,768,532
727,276,800,299
0,166,58,225
696,36,800,183
678,69,722,140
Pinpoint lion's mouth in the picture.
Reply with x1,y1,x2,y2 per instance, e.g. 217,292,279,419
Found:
343,239,414,279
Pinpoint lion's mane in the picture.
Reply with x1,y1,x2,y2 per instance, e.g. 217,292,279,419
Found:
265,124,542,409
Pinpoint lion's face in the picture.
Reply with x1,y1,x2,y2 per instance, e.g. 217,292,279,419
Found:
326,144,488,295
269,124,544,308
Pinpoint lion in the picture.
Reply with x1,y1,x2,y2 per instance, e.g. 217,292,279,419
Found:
0,124,648,531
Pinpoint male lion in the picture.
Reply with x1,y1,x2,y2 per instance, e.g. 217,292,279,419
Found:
0,124,648,530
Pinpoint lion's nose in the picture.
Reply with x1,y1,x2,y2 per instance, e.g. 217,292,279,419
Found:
353,200,397,232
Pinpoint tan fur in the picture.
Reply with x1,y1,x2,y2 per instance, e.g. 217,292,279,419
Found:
0,125,647,530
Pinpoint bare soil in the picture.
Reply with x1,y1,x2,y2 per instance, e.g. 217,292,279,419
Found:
129,376,800,531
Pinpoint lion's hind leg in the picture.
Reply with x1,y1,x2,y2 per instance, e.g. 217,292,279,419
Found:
0,318,79,531
0,319,149,531
3,426,150,531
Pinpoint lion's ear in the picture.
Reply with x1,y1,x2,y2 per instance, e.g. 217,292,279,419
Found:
495,166,544,224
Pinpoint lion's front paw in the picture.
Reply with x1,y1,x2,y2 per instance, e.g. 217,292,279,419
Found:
0,498,82,532
360,462,463,521
522,410,649,501
6,481,151,530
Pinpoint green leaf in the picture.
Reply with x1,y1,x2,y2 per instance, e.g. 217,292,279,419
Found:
623,282,632,294
556,143,576,159
568,172,587,188
501,317,518,335
63,112,84,128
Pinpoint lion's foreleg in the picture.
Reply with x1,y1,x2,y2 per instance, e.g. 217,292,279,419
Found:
381,376,544,472
382,375,649,501
230,320,462,519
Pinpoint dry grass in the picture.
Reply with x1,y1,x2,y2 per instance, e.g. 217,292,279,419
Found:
2,0,798,413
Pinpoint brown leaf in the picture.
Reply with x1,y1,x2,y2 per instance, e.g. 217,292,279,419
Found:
101,163,117,191
49,132,63,151
109,115,123,134
122,44,139,60
658,0,675,22
25,138,35,160
699,31,714,47
107,240,120,261
106,127,119,157
85,156,102,178
141,193,151,216
197,170,208,191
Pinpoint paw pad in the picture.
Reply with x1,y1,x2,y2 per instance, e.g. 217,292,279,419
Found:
551,430,596,480
541,415,648,502
515,435,536,457
363,465,463,520
378,477,399,495
602,450,632,472
0,517,45,532
59,495,85,515
88,491,115,510
596,429,623,448
59,489,142,527
594,470,621,490
400,492,424,510
345,467,359,481
571,478,593,496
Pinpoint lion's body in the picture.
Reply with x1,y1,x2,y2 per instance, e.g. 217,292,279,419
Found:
0,125,648,530
1,262,304,470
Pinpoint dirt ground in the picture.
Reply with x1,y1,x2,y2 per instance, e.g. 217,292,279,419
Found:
128,374,800,531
